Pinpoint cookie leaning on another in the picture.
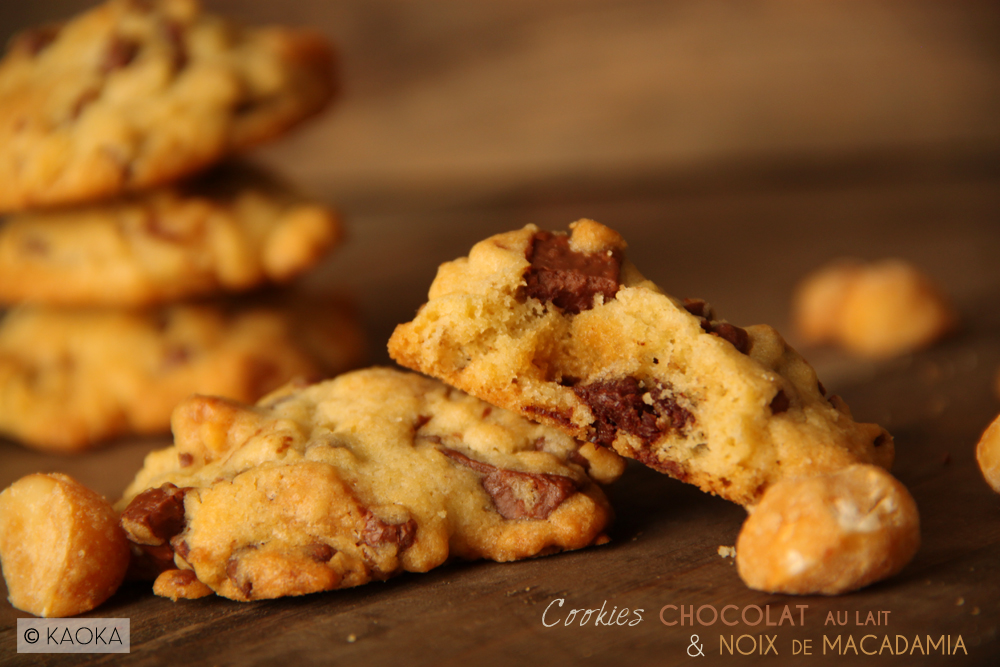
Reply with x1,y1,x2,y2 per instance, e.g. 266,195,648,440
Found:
0,162,342,307
0,291,365,452
118,367,624,602
0,0,336,212
389,219,920,594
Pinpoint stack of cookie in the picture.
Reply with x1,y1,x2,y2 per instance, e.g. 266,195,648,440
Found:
0,0,364,453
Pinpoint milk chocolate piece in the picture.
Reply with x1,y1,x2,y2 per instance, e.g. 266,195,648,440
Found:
524,231,621,314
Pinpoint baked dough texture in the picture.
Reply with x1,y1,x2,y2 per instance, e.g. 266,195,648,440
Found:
388,219,893,508
118,367,623,601
0,163,342,307
0,291,365,452
0,0,336,212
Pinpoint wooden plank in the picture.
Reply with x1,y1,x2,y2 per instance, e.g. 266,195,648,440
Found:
2,169,999,665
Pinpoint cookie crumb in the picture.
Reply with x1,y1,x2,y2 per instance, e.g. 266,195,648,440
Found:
347,634,357,643
718,545,736,559
956,597,965,606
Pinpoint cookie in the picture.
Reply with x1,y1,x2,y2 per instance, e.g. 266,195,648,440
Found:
389,219,893,508
0,473,130,617
0,163,342,307
0,0,336,212
792,258,956,358
735,464,920,595
117,367,624,602
0,291,365,452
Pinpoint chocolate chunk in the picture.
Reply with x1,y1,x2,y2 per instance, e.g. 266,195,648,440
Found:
121,483,189,546
102,36,140,73
226,554,253,598
21,236,49,255
178,452,194,467
172,569,199,585
769,389,790,415
523,405,574,428
13,25,61,56
523,231,621,314
573,377,693,448
162,20,187,71
441,449,578,520
171,537,190,561
632,450,688,481
70,88,100,120
162,344,191,368
303,543,336,563
361,513,417,550
709,322,750,355
682,298,716,321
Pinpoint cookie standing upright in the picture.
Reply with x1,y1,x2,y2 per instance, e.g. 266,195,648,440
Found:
389,219,920,594
0,0,336,212
389,219,893,508
118,368,624,602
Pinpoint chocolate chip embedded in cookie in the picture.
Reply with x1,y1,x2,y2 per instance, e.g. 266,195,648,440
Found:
389,219,893,508
0,163,342,307
0,291,365,452
117,367,623,602
0,0,337,212
792,258,957,358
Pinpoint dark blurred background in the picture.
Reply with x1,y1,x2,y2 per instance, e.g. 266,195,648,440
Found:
2,0,999,405
4,1,1000,202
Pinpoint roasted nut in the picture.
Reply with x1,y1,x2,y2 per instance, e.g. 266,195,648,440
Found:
793,258,956,358
0,473,129,617
976,414,1000,494
736,464,920,595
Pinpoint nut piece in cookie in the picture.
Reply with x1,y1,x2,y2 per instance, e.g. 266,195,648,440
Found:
793,258,956,358
0,163,343,307
389,219,892,509
0,473,129,617
117,367,622,602
735,465,920,595
0,0,337,212
0,291,365,452
976,414,1000,494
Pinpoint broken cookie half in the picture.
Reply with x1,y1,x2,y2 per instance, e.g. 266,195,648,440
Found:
388,219,919,594
117,367,623,602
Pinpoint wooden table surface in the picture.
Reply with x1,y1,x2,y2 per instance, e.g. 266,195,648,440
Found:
2,2,1000,665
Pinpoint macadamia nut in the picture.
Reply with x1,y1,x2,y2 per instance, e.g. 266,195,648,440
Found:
0,473,129,617
736,464,920,595
793,258,956,358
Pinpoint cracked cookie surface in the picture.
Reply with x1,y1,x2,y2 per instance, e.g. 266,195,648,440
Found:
118,367,623,601
389,219,893,507
0,163,342,306
0,0,335,212
0,290,364,452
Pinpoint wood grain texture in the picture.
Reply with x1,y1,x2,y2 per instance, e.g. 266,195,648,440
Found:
1,1,1000,665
